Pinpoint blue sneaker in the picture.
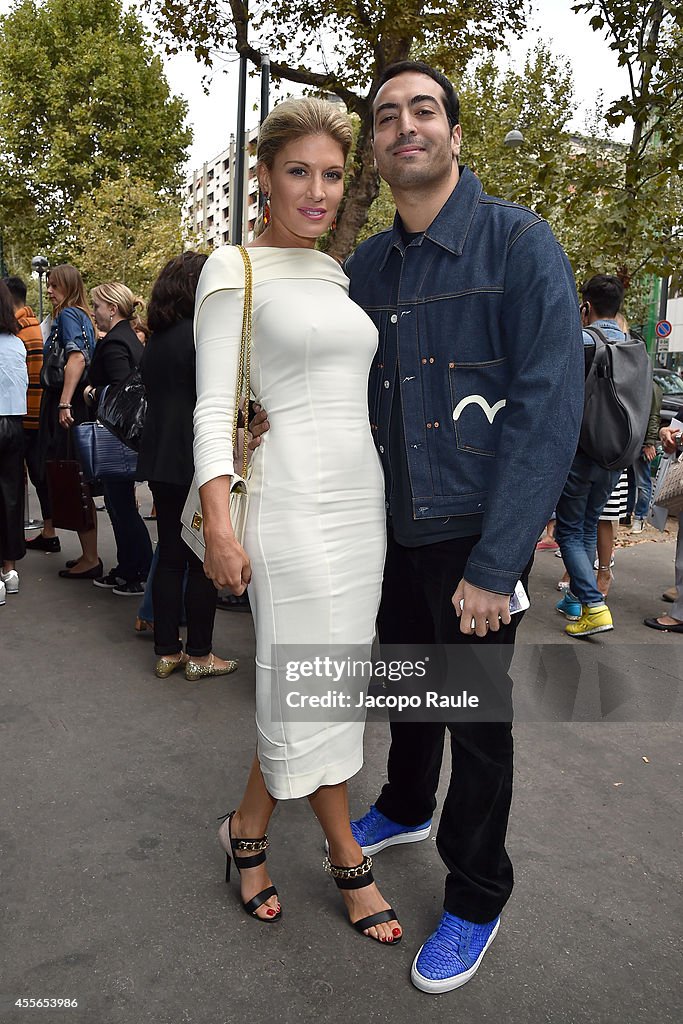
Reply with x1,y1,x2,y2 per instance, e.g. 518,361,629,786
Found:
411,912,500,993
350,804,432,856
555,593,581,620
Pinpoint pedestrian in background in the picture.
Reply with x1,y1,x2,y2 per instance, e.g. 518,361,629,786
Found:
0,279,28,601
85,282,152,597
2,276,51,541
35,264,101,579
137,252,237,680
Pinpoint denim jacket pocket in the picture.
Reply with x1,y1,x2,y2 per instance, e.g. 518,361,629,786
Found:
448,357,508,457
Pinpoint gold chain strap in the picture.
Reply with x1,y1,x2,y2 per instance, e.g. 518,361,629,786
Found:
232,835,269,852
323,855,373,879
232,245,253,480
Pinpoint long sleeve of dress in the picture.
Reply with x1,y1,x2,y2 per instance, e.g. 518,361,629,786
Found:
193,286,245,488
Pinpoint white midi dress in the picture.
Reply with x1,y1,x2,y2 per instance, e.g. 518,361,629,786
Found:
193,246,386,799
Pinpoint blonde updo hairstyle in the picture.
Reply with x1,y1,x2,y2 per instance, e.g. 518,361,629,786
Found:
90,282,145,321
255,97,353,236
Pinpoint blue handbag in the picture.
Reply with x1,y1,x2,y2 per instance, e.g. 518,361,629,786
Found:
73,421,137,481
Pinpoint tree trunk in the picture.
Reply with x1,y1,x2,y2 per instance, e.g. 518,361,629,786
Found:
327,110,381,262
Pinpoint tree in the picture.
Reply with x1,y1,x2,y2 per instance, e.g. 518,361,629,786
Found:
456,46,576,221
0,0,191,269
145,0,530,260
565,0,683,285
70,174,186,297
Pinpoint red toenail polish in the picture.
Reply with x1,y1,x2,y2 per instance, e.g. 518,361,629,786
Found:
393,928,401,936
266,909,275,916
388,936,393,942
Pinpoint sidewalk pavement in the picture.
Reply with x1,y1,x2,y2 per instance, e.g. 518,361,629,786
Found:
1,506,681,1024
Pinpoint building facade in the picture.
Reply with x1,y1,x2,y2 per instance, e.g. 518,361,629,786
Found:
183,125,260,248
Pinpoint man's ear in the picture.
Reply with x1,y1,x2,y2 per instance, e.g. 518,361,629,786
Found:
452,124,462,161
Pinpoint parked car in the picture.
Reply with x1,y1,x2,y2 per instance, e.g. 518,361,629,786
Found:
653,368,683,425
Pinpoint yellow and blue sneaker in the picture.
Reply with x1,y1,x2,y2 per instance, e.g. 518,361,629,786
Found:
555,593,581,620
565,603,613,638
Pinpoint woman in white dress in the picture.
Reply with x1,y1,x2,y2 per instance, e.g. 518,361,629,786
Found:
193,99,401,944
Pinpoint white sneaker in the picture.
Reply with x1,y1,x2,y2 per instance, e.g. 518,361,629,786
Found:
0,580,5,605
631,518,645,534
0,569,19,593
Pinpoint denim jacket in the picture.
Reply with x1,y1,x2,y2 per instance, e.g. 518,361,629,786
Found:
346,167,584,593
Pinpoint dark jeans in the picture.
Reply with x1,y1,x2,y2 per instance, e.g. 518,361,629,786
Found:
23,428,51,520
0,417,26,561
150,481,217,657
554,453,620,605
374,525,531,924
102,478,153,583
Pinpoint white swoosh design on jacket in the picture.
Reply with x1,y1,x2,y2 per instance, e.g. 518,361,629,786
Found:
452,395,507,424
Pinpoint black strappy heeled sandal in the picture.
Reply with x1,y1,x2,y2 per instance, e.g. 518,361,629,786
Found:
324,854,401,944
218,811,282,923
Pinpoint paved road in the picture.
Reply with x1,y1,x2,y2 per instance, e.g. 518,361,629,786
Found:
1,509,681,1023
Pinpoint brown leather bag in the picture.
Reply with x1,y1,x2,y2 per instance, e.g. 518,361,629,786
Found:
46,459,96,532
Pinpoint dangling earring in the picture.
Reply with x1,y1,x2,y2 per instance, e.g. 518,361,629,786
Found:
263,194,271,227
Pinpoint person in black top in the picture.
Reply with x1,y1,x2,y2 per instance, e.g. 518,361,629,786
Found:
136,253,237,680
86,283,153,595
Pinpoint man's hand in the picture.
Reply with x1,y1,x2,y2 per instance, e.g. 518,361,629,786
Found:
642,444,656,462
659,426,681,454
248,403,270,453
452,579,512,637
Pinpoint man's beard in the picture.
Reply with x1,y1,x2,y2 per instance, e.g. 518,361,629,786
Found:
379,138,455,190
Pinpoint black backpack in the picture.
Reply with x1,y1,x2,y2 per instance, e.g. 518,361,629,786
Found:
579,326,652,471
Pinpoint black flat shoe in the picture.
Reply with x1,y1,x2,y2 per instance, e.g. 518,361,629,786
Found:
643,616,683,633
216,593,251,612
58,559,104,580
25,534,61,553
218,811,281,922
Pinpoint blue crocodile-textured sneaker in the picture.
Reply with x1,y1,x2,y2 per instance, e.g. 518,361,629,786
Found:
411,912,500,993
555,593,581,620
350,804,432,856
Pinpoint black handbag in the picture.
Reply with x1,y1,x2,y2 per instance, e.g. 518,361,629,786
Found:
40,313,92,391
97,369,147,452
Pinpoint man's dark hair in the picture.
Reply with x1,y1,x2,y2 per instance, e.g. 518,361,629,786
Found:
581,274,624,319
147,252,209,333
2,275,27,305
0,279,20,334
373,61,460,130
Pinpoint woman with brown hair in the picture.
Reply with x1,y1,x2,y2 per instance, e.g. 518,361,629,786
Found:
33,263,101,579
136,253,237,679
193,99,400,943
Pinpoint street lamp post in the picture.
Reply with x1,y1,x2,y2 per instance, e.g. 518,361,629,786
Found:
259,53,270,221
504,129,524,148
31,255,49,321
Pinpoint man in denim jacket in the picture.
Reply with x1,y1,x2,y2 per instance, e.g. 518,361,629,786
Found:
346,62,584,993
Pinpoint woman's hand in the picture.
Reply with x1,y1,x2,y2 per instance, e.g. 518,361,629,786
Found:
58,405,74,429
204,532,252,593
